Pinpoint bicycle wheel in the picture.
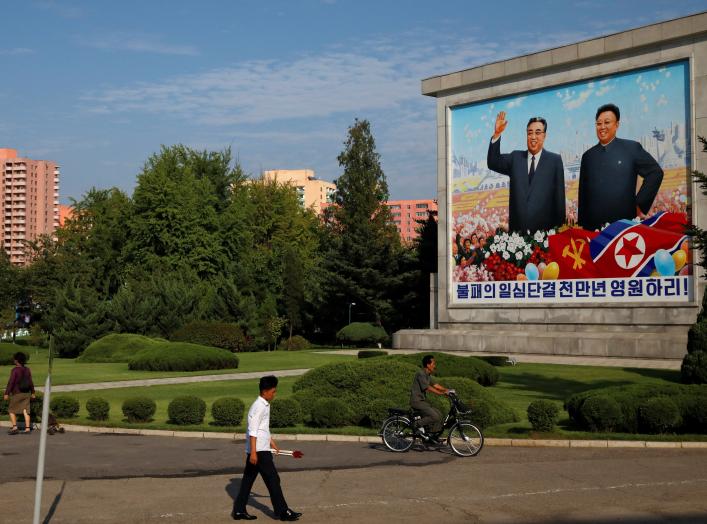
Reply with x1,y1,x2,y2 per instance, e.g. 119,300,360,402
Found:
448,421,483,457
381,417,414,452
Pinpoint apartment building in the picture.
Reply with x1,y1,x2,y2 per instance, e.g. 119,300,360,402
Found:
261,169,336,214
386,199,437,243
0,148,60,265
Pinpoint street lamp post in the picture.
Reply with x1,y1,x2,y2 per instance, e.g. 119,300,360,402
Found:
348,302,356,325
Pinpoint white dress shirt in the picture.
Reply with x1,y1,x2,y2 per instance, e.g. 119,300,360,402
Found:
245,395,271,453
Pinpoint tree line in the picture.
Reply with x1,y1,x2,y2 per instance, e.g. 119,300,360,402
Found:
0,119,437,355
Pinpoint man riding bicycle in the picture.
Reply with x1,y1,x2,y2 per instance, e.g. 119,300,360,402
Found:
410,355,449,443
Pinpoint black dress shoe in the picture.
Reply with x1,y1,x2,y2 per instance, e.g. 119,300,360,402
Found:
231,510,257,520
279,509,302,521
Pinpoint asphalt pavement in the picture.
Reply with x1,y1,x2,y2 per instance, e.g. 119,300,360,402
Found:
1,431,706,523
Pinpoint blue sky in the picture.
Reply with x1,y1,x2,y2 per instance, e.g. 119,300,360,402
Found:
1,1,704,203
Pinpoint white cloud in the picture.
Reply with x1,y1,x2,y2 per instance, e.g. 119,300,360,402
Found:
0,48,34,55
78,32,199,56
506,96,527,108
656,94,668,107
562,86,594,110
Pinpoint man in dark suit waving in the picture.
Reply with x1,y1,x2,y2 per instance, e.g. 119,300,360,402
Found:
487,112,566,234
578,103,663,231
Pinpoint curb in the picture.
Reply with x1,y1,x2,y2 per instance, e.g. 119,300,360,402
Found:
3,421,706,448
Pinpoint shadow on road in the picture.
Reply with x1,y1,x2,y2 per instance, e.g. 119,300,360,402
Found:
42,480,66,524
225,476,277,519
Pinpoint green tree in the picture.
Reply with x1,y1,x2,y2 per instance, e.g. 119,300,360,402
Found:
125,145,230,278
46,280,113,357
322,119,409,333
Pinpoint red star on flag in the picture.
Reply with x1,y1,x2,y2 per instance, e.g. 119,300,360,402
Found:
616,235,644,265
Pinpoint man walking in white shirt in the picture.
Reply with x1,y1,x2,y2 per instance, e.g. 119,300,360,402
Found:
232,375,302,521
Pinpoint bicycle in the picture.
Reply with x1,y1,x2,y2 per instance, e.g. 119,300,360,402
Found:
379,390,484,457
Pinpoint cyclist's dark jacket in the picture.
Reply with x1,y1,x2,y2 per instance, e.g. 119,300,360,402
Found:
410,369,432,403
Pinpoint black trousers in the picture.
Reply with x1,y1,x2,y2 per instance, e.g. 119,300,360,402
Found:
233,451,288,515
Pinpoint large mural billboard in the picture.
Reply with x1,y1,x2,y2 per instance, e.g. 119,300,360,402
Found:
449,60,692,304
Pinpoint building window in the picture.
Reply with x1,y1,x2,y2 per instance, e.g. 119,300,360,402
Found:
416,203,428,208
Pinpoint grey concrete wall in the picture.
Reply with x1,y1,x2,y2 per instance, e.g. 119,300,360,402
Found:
413,13,707,357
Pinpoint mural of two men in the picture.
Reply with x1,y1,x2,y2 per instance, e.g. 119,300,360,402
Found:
486,103,664,233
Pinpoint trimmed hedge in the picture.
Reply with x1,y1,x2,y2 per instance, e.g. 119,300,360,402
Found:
638,397,682,434
171,321,246,352
358,350,387,359
478,355,515,367
211,397,245,426
527,400,560,432
270,398,303,428
50,396,80,418
0,345,29,365
566,384,707,434
168,396,206,425
86,397,110,421
122,397,156,423
310,398,352,428
284,335,310,351
336,323,388,347
78,333,158,363
393,352,499,386
292,358,516,429
128,343,239,372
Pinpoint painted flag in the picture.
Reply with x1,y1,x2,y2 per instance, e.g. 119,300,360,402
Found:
590,217,687,278
640,211,689,235
548,227,599,279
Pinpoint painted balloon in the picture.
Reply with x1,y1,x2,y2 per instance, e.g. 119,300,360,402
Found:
516,273,528,281
538,262,547,274
681,240,689,254
672,250,687,272
525,263,540,281
679,266,690,276
542,261,560,280
654,249,676,276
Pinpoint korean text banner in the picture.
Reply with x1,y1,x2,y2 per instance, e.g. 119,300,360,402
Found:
448,60,691,304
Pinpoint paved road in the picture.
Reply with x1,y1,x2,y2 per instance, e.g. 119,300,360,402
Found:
1,431,706,523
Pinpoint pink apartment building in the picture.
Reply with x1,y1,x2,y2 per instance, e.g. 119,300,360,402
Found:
386,199,437,243
0,148,60,265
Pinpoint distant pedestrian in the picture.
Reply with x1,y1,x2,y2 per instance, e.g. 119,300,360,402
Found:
4,352,35,435
232,375,302,521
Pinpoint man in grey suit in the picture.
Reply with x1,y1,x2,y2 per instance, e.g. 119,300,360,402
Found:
487,112,566,234
578,103,663,231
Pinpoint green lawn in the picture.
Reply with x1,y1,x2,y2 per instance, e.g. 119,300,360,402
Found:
0,347,354,386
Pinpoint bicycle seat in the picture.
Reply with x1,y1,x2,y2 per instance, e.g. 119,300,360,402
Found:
387,407,410,416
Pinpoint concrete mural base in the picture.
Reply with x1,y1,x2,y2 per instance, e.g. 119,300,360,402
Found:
393,325,688,360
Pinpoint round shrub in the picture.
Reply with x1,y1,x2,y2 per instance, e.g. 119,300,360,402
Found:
394,352,499,386
579,395,622,432
527,400,560,432
687,322,707,353
358,350,387,359
310,398,353,428
78,333,159,363
171,321,246,352
681,351,707,384
638,397,682,434
681,394,707,433
50,396,80,418
465,398,494,429
168,396,206,425
86,397,110,421
270,398,303,428
122,397,156,423
128,343,239,372
211,397,245,426
336,322,388,347
285,335,310,351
